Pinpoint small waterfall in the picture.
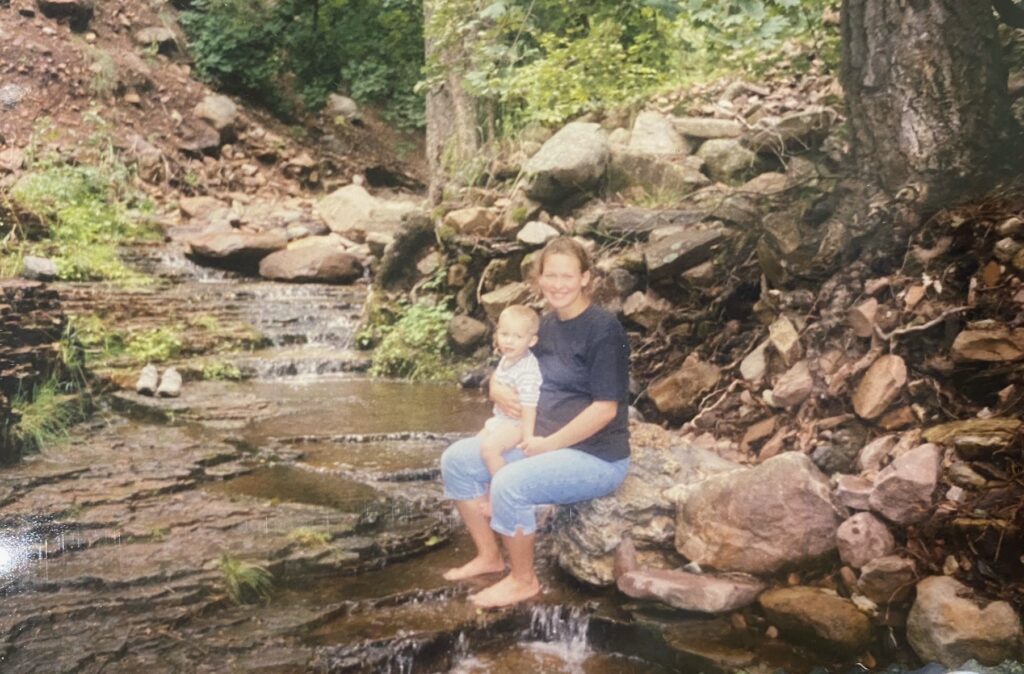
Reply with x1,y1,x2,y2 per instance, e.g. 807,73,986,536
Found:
525,604,592,662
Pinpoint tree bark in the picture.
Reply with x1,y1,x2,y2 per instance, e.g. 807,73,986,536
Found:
841,0,1011,210
423,1,480,204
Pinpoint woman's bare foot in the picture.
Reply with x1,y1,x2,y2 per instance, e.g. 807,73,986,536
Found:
469,573,541,608
442,555,505,581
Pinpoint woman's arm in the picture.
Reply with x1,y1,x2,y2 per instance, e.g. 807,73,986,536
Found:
522,400,617,456
489,377,522,418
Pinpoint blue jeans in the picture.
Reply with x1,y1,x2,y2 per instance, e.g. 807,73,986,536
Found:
441,436,630,537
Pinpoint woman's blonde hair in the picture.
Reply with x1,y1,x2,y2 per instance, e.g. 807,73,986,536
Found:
535,237,593,277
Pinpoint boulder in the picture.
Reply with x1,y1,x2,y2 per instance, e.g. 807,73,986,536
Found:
556,431,740,586
617,569,764,613
771,360,813,408
852,354,906,420
695,139,758,183
744,107,837,154
836,512,894,568
644,226,727,280
194,95,238,141
740,172,790,196
480,282,533,323
647,353,721,418
588,207,706,240
186,230,287,271
923,418,1022,461
443,207,497,236
627,111,688,156
907,576,1022,667
950,327,1024,362
524,122,609,204
314,184,419,235
133,26,177,54
447,316,489,352
176,120,221,156
21,256,58,281
833,474,873,511
758,586,872,655
670,452,843,574
36,0,93,30
768,316,802,367
325,94,359,120
608,153,710,199
258,245,363,284
516,221,560,246
857,555,916,604
857,434,899,473
869,443,941,524
685,184,760,227
672,117,743,139
622,291,672,330
179,196,227,220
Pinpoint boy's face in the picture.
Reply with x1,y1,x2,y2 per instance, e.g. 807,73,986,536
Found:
495,314,537,359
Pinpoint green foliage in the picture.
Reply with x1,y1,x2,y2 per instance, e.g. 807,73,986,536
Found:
369,300,456,381
125,327,184,364
426,0,838,134
10,116,159,282
201,361,243,381
9,377,82,451
181,0,425,127
287,527,331,547
218,554,273,604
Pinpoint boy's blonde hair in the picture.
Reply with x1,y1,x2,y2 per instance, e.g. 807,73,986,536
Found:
499,304,540,334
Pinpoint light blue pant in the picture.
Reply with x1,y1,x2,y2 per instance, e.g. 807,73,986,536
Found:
441,436,630,537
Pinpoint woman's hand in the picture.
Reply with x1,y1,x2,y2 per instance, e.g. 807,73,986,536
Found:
490,379,522,419
522,435,557,457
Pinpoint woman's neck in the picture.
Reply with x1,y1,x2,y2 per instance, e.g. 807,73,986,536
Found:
556,297,590,321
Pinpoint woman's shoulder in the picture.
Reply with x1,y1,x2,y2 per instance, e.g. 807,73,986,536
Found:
583,304,626,335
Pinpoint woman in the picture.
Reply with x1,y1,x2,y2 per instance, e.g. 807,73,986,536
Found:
440,237,631,608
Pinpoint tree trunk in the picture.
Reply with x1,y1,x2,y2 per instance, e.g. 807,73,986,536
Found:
423,1,480,204
841,0,1011,210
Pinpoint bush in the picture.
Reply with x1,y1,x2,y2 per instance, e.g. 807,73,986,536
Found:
369,301,456,381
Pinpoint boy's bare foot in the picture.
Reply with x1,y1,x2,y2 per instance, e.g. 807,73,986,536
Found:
469,574,541,608
442,555,505,581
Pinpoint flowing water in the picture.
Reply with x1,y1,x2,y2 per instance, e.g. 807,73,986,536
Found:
1,252,929,673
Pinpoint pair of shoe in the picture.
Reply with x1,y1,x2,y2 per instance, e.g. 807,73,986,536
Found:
135,365,182,398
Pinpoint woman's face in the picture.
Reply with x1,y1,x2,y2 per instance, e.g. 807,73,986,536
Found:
539,252,590,316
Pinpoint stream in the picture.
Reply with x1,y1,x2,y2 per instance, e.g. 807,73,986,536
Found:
0,252,904,673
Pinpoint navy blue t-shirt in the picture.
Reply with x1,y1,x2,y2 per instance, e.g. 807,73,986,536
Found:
533,304,631,461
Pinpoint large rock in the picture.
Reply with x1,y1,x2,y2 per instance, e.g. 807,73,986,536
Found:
907,576,1022,667
833,474,873,511
923,418,1022,461
672,117,743,139
587,207,706,240
443,207,497,236
836,512,894,569
758,586,872,655
194,95,238,141
447,316,488,352
857,555,916,604
21,256,58,281
516,221,560,246
744,107,837,154
669,452,843,574
480,282,533,323
524,122,609,204
258,245,363,284
770,360,813,408
852,354,906,420
176,120,221,156
868,443,941,524
36,0,93,30
608,153,709,199
325,94,359,120
617,569,764,613
644,225,727,280
627,111,688,156
314,184,419,235
695,139,758,183
556,430,740,586
950,327,1024,362
186,230,287,271
622,291,672,330
647,353,721,418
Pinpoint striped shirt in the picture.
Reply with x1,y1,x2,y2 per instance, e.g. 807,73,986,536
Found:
492,351,542,420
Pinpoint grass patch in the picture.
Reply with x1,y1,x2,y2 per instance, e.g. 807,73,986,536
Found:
125,326,184,364
201,361,242,381
287,527,331,547
218,554,273,604
9,377,83,451
368,300,456,382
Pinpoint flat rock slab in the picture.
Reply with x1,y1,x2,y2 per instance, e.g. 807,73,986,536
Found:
617,568,764,613
758,586,872,655
645,226,727,280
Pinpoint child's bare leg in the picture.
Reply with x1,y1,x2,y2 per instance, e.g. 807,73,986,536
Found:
478,422,524,517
